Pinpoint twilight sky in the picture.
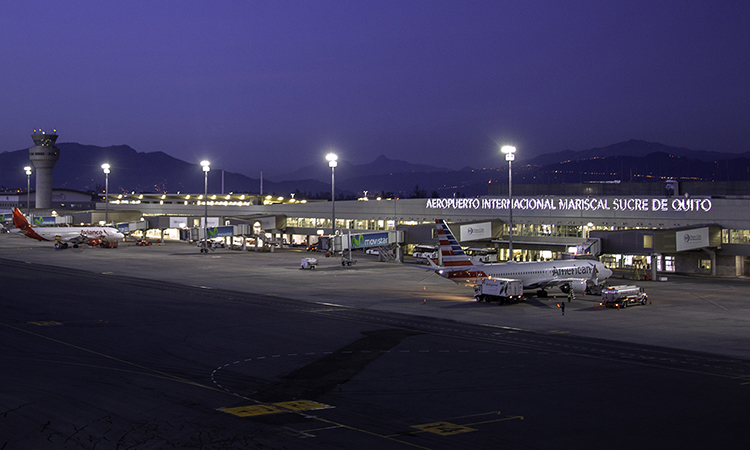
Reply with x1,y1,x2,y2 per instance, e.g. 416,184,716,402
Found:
1,1,748,177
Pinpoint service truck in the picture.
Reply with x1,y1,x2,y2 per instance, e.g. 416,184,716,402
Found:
600,285,648,308
412,245,438,261
473,278,524,304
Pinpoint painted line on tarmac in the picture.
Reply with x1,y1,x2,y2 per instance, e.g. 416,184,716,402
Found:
691,292,728,311
0,322,235,397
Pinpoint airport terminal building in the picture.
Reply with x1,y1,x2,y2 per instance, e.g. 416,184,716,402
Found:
7,181,750,279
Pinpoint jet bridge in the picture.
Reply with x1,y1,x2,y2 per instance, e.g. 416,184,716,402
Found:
117,220,150,234
335,230,404,263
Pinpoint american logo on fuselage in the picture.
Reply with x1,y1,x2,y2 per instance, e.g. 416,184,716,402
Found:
552,265,593,277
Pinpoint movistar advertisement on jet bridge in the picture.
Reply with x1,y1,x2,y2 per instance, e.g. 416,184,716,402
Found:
350,233,389,249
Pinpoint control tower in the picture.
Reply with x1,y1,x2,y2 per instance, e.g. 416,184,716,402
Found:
29,129,60,209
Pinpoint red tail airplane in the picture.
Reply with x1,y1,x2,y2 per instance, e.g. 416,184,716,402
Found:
12,208,124,249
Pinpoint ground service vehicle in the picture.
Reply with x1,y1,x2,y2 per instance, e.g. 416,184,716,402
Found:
465,247,499,263
473,278,524,304
300,258,318,270
601,285,648,308
413,245,438,261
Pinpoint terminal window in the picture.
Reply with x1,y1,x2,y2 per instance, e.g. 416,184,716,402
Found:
723,229,750,245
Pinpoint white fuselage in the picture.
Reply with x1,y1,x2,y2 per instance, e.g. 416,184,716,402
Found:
438,259,613,290
20,226,124,243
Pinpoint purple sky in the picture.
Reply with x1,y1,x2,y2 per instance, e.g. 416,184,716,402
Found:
1,1,748,177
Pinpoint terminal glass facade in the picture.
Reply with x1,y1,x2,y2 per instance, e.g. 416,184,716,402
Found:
723,229,750,245
287,217,409,231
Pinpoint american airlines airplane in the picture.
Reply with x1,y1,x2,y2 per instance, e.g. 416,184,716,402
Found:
430,219,613,296
12,208,124,249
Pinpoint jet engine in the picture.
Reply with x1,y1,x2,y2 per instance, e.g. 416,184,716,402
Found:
561,280,588,293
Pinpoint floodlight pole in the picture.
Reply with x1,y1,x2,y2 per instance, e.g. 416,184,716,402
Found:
501,146,516,260
101,164,110,224
201,161,210,253
326,153,338,237
24,166,32,216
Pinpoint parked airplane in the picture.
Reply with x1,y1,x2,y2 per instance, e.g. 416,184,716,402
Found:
11,208,124,249
429,219,613,296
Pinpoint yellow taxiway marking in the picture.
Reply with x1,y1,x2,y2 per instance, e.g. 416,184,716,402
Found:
219,404,284,417
411,421,477,436
273,400,333,412
29,321,63,326
387,413,524,439
219,400,334,417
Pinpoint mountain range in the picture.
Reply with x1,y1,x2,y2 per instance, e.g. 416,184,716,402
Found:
1,139,749,198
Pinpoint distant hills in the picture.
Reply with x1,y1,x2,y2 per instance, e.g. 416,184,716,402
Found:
524,140,750,165
1,139,749,198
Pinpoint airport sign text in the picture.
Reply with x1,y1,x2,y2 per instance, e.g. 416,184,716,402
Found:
425,197,712,213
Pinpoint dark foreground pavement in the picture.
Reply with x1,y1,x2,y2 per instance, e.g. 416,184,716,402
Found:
2,256,750,449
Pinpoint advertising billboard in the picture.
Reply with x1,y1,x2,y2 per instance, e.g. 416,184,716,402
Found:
460,222,493,241
676,227,709,252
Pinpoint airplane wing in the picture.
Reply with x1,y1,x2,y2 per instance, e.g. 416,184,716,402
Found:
531,278,587,290
64,234,88,245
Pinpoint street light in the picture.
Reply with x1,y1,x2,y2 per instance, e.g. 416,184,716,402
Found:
101,163,110,224
200,160,210,253
23,166,32,216
326,152,338,236
501,145,516,260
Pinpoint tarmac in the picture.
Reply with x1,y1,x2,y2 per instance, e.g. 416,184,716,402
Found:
2,233,750,360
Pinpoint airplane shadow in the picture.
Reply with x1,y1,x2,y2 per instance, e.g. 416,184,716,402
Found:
524,297,554,309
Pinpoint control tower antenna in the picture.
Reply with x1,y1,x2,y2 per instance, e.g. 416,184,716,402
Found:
29,128,60,210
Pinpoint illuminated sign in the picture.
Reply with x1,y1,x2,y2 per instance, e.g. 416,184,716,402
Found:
33,216,58,225
199,217,221,228
676,227,709,251
209,226,234,238
350,232,389,249
169,217,188,228
460,222,492,241
425,197,713,213
255,216,276,230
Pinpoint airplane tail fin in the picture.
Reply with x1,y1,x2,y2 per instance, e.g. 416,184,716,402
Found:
12,208,31,230
435,219,477,269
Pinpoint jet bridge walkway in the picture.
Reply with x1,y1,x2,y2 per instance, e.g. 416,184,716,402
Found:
335,230,404,263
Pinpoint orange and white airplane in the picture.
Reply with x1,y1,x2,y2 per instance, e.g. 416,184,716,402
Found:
429,219,613,296
11,208,124,249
